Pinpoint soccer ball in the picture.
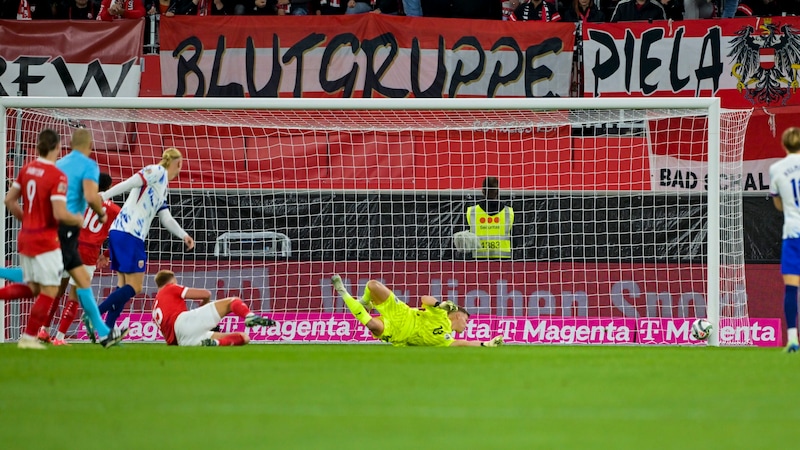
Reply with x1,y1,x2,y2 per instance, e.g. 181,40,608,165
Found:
453,230,480,253
691,318,713,341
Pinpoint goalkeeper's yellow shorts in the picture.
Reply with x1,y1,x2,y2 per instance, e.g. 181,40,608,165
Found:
373,292,416,345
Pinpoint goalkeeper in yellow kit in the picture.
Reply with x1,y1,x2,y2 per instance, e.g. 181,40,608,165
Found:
331,275,503,347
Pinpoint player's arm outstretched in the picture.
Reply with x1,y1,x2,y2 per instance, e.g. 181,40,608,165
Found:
100,173,143,201
157,208,195,250
420,296,504,347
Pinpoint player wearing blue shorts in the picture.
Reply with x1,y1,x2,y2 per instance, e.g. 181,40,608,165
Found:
331,275,503,347
769,127,800,352
97,148,195,331
56,128,126,348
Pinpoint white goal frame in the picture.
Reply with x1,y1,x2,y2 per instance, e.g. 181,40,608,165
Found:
0,96,725,345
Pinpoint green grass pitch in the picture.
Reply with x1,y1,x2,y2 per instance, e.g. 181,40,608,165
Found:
0,344,797,449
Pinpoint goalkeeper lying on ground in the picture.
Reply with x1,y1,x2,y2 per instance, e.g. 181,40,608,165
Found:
331,275,503,347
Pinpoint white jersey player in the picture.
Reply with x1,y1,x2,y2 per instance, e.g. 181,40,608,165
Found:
93,148,196,336
768,127,800,353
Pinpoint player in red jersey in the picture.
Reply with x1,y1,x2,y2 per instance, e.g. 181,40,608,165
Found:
47,173,121,345
153,270,276,346
0,173,120,345
3,129,84,349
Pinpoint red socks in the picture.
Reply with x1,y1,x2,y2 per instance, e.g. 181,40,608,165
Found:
24,294,55,337
230,298,251,318
0,283,33,300
57,300,79,335
217,334,247,346
45,295,62,327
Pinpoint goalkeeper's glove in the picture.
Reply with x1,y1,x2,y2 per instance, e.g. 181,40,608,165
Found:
481,335,504,347
435,300,459,313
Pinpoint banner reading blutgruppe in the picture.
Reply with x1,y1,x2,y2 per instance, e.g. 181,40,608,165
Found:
0,20,143,97
158,15,575,98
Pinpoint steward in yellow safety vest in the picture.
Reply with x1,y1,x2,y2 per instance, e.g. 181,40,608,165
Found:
465,177,514,259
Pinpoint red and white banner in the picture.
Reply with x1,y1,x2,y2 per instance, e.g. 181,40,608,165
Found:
0,20,143,97
582,17,800,108
158,15,575,98
582,17,800,191
80,313,782,346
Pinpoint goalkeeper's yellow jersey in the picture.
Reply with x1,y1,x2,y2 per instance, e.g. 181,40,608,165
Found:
406,305,455,347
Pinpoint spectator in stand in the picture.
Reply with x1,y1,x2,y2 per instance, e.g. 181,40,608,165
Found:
403,0,421,15
683,0,715,18
560,0,604,22
735,0,781,15
345,0,370,13
452,0,501,18
0,0,18,18
145,0,170,14
288,0,311,14
514,0,562,21
371,0,398,14
502,0,520,19
779,0,800,15
164,0,197,14
609,0,664,21
246,0,276,13
210,0,233,13
421,0,450,16
660,0,682,19
315,0,346,16
62,0,100,18
7,0,59,19
97,0,145,19
720,0,738,16
31,0,60,17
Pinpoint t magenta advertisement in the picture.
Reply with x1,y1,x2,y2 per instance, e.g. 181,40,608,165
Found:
82,312,782,347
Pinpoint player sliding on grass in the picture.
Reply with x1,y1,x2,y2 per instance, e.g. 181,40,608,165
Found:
331,275,503,347
152,270,277,346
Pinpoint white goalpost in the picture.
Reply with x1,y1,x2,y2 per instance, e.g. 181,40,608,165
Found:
0,97,752,346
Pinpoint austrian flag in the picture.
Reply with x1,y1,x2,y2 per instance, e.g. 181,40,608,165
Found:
760,47,775,70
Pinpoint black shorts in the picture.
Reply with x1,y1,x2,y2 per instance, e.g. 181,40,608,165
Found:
59,224,83,272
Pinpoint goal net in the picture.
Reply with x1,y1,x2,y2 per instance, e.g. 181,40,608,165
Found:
0,98,752,346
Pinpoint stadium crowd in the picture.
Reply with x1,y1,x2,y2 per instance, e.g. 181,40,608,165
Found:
1,0,799,24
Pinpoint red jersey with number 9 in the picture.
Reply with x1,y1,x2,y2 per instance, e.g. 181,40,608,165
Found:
153,283,189,345
14,158,68,256
78,200,121,265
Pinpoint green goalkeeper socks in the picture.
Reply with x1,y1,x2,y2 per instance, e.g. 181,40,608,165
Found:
332,275,373,326
344,293,373,326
